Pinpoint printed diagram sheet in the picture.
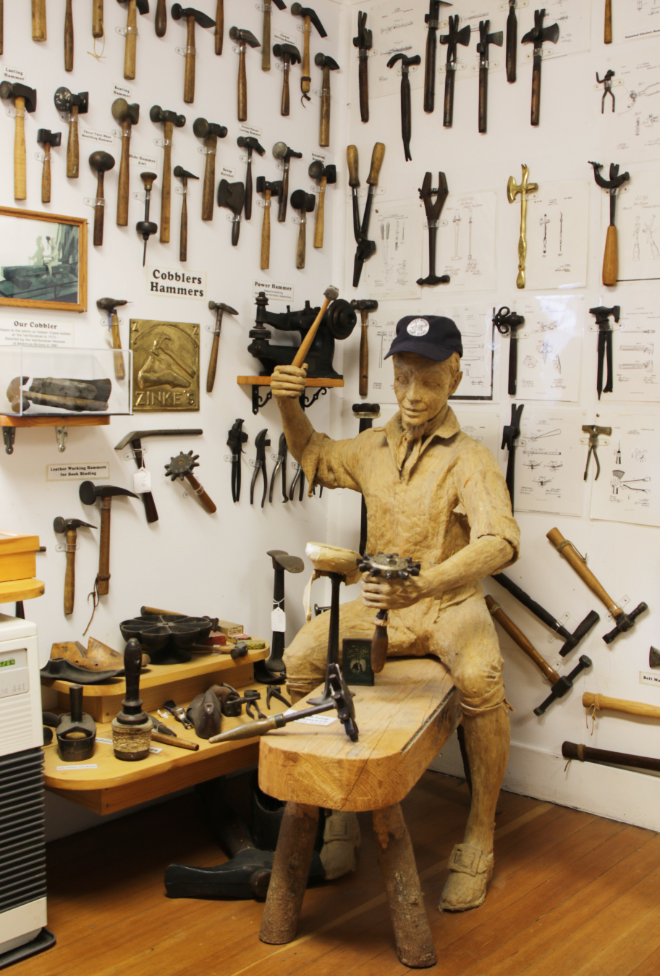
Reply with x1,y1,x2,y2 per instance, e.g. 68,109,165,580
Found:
590,415,660,528
619,0,660,42
600,45,660,160
602,303,660,402
453,410,500,460
524,181,589,290
431,190,497,292
514,408,585,517
371,0,425,99
614,170,660,282
518,0,592,62
502,294,584,401
358,203,423,301
364,304,494,403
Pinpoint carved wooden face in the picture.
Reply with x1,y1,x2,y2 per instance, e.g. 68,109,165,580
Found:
392,352,462,429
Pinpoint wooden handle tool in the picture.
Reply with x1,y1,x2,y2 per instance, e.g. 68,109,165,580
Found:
583,692,660,721
42,143,52,204
67,105,79,179
32,0,47,41
179,183,188,260
296,217,307,270
14,98,27,201
602,224,618,287
261,188,271,270
319,67,330,146
262,2,271,70
92,0,103,38
485,595,559,684
202,134,217,221
151,731,199,750
292,286,338,367
301,16,311,95
184,15,196,103
160,120,173,243
359,311,369,397
0,0,4,55
116,119,131,226
155,0,166,36
185,472,217,513
547,527,623,617
64,527,77,615
215,0,223,54
281,57,291,115
124,0,138,79
562,741,660,774
65,0,74,71
93,175,104,244
97,497,112,596
237,45,247,121
313,176,326,249
604,0,612,44
110,310,125,381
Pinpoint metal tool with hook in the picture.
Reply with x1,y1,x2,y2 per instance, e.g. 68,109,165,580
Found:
250,429,270,506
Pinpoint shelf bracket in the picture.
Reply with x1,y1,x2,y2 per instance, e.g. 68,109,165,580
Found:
300,387,328,411
3,428,15,455
55,426,68,452
252,385,273,415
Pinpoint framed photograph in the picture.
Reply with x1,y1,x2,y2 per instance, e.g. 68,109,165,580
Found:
0,207,87,312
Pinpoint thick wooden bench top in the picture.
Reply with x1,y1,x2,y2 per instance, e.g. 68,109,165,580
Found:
258,657,459,812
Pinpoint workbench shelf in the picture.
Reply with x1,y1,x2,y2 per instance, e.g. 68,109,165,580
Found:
0,414,110,454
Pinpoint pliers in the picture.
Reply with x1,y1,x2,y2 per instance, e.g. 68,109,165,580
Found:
250,429,270,507
289,461,305,501
227,418,248,503
267,685,292,710
269,432,288,503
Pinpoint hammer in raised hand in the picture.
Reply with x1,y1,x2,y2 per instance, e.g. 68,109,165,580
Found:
547,527,648,644
229,27,260,121
351,298,378,397
273,43,301,116
172,4,216,103
207,300,238,392
315,53,339,147
117,0,150,80
290,4,326,102
237,136,265,220
79,481,138,597
53,516,96,615
256,176,282,269
37,128,61,203
111,98,140,226
193,116,227,220
54,87,88,179
308,161,336,249
97,297,129,381
173,165,199,260
262,0,287,71
150,105,186,243
0,82,37,200
291,285,339,368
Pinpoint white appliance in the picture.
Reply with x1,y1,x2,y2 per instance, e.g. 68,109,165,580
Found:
0,613,55,967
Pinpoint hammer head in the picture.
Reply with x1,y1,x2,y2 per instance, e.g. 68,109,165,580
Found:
53,517,96,533
272,141,302,161
559,610,600,658
193,117,227,139
89,151,116,174
38,129,62,148
290,189,315,213
229,26,260,47
217,179,245,216
119,0,149,11
386,52,421,70
352,402,381,420
290,4,327,38
208,300,239,316
112,98,140,125
171,3,216,28
351,298,378,313
79,481,138,504
256,176,281,197
0,82,37,113
237,136,266,156
173,165,199,180
97,297,129,314
324,285,339,302
54,87,88,114
273,42,301,64
589,305,620,325
603,602,648,644
150,105,186,128
315,53,340,71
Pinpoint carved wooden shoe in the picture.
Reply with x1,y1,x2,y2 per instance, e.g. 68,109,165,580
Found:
439,843,494,912
319,810,361,880
50,637,149,672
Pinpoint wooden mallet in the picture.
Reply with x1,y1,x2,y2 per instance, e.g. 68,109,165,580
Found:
0,81,37,201
89,150,115,246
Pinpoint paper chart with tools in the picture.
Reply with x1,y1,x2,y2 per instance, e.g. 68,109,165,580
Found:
600,45,660,161
514,408,585,517
358,203,424,300
601,304,660,402
590,415,660,528
430,190,498,292
453,410,500,459
371,0,426,99
364,304,494,402
614,170,660,282
523,181,589,291
620,0,660,42
505,294,584,401
517,0,591,61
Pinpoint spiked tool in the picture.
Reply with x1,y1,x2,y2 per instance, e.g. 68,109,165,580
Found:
290,3,327,102
477,20,503,133
386,53,421,161
193,117,227,221
97,297,128,381
165,450,217,513
262,0,286,71
37,128,62,203
0,82,37,200
440,15,470,128
136,171,158,266
207,300,238,392
506,0,517,83
89,151,115,246
417,171,450,287
54,87,88,179
79,481,138,596
256,176,282,270
507,163,538,288
217,179,245,245
117,0,150,80
547,527,649,645
114,428,203,522
493,306,525,395
173,165,199,260
237,136,265,220
502,402,523,506
53,516,96,615
589,304,619,398
351,302,378,397
112,98,140,226
353,10,373,122
315,53,339,147
272,141,302,222
227,419,248,502
171,4,216,103
308,161,336,250
229,27,260,122
424,1,451,114
150,105,186,244
589,161,629,286
290,189,315,269
273,43,301,116
521,8,559,126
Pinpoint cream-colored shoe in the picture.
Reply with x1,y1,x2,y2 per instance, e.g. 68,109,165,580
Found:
320,811,361,880
438,843,494,912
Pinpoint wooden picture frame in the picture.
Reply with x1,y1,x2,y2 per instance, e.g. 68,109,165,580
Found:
0,207,88,312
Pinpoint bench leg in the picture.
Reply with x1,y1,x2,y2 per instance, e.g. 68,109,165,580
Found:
372,803,437,969
259,801,319,945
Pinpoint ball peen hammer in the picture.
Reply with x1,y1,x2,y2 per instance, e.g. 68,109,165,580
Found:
53,517,96,615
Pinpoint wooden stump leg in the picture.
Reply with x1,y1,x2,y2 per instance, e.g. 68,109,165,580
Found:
372,803,437,969
259,801,319,945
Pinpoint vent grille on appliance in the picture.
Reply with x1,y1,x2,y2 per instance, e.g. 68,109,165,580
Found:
0,749,46,915
0,698,35,755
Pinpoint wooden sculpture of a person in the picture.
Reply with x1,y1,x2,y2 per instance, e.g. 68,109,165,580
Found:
271,315,520,912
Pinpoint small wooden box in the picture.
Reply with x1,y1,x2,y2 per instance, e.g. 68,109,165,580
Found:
0,531,40,584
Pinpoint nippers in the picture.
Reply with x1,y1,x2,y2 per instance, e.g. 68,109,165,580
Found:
250,429,271,507
269,432,289,503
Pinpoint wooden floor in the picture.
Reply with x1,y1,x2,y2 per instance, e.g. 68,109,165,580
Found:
14,771,660,976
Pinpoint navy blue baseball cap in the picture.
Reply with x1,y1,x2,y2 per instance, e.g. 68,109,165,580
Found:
384,315,463,362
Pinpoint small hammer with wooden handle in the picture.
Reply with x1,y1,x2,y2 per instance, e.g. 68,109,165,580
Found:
0,82,37,201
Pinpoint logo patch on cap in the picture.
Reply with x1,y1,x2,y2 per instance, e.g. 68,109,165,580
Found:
407,317,430,337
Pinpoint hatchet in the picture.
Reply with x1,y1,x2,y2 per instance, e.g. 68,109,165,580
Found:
521,8,559,126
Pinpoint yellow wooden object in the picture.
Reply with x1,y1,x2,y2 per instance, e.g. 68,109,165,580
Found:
0,531,39,583
0,578,44,603
583,691,660,720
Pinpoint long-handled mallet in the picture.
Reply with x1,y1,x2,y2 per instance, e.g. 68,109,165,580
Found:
290,285,339,367
485,596,592,716
0,82,38,201
492,573,599,658
547,527,648,643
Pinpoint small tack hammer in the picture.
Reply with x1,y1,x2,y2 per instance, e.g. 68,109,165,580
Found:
37,129,62,203
351,298,378,397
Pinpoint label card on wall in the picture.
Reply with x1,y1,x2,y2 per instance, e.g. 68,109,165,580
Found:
47,463,110,482
147,267,207,299
601,303,660,403
0,318,74,348
614,171,660,282
434,190,498,293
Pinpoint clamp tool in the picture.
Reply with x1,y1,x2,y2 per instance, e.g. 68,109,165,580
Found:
250,429,270,507
589,305,619,399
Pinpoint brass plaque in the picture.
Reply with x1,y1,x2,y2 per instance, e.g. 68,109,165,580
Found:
130,319,200,411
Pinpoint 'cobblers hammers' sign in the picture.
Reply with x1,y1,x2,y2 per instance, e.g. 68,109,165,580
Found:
146,266,207,300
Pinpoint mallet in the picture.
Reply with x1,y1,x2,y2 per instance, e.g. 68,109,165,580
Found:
272,141,302,222
547,527,648,644
112,98,140,226
290,3,327,101
37,128,62,203
89,151,115,246
193,116,227,221
0,81,38,200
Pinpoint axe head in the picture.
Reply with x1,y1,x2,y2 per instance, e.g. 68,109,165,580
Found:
229,26,260,47
171,3,215,27
237,135,266,155
208,300,239,315
273,42,301,64
0,82,37,113
38,129,62,148
173,165,199,180
217,179,246,216
315,53,340,71
150,104,186,127
522,11,559,47
477,20,503,52
290,3,327,37
290,189,315,213
112,98,140,125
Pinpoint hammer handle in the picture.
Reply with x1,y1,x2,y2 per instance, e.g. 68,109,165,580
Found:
185,473,217,514
547,527,622,617
319,68,330,147
583,692,660,721
202,135,216,221
423,25,436,114
262,4,271,70
292,295,333,367
261,188,271,269
530,55,541,126
92,0,103,38
42,144,52,204
371,622,388,674
301,17,311,95
215,0,223,54
64,528,76,615
94,171,105,246
97,498,111,597
443,66,455,127
602,224,618,286
238,46,248,121
207,323,221,392
296,218,306,270
65,0,74,71
485,595,559,684
32,0,47,41
358,54,369,123
478,65,488,134
160,121,172,244
313,177,326,249
67,106,79,179
117,120,131,226
562,740,660,774
180,183,188,260
155,0,167,37
124,0,138,80
281,59,290,116
184,15,196,103
110,312,126,381
359,313,369,397
14,99,27,201
604,0,612,44
151,731,199,750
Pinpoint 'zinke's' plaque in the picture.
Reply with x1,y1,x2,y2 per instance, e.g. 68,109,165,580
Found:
130,319,200,411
